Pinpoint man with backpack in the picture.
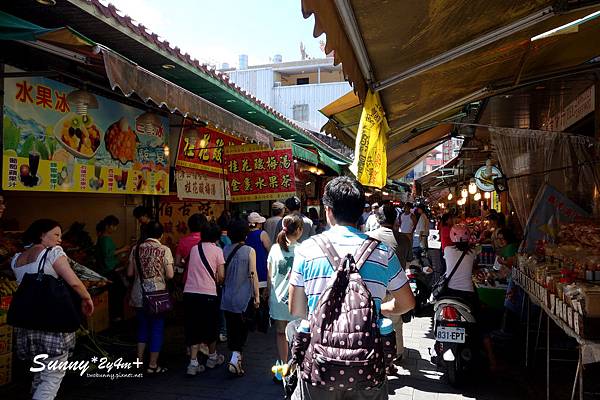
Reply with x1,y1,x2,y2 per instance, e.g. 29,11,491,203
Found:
289,177,415,399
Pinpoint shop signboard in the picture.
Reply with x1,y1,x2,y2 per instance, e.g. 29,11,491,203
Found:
224,141,296,202
158,197,224,253
2,74,169,194
175,170,230,201
175,125,243,176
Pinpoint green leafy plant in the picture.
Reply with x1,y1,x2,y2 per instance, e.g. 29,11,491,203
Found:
3,116,21,152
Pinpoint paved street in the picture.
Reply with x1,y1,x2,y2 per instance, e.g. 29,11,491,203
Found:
1,314,537,400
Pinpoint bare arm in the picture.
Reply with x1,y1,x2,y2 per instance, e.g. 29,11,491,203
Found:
289,285,308,319
261,231,272,252
380,284,415,315
52,256,94,316
248,248,260,305
164,260,174,280
127,249,135,278
216,263,225,285
411,214,418,233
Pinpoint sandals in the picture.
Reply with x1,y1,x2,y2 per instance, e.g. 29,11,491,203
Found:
146,365,168,375
206,354,225,369
227,360,245,376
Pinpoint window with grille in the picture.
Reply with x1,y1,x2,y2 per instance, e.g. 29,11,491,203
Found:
293,104,309,122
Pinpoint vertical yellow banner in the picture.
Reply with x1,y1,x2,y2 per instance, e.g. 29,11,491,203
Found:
350,91,388,188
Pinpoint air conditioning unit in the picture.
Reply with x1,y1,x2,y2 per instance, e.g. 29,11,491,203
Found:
274,81,282,87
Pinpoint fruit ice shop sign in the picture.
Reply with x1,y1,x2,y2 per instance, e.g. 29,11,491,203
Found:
224,141,296,202
2,74,169,195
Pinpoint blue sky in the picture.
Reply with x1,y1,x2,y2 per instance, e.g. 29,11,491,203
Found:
102,0,325,68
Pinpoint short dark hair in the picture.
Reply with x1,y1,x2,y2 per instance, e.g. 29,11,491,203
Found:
188,213,207,233
404,202,413,209
228,220,249,243
377,203,397,225
201,222,221,243
322,177,365,224
104,215,119,227
285,196,301,212
24,219,61,245
497,227,517,244
133,205,149,219
144,221,164,239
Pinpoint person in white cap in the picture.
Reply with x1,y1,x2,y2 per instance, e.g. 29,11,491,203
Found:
364,202,381,232
265,202,285,245
246,212,271,292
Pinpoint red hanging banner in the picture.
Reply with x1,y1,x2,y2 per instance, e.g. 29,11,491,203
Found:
175,125,243,176
224,141,296,202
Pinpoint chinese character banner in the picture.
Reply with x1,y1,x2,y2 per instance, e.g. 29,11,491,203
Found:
224,141,296,202
175,125,243,176
158,197,225,254
3,73,169,194
175,170,230,201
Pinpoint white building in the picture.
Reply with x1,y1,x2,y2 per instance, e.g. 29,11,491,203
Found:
222,57,352,133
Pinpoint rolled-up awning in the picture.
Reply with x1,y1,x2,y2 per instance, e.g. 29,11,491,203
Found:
101,48,274,148
304,1,600,145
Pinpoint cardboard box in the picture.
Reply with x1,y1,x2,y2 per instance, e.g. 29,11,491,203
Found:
0,352,11,386
86,291,109,333
0,325,12,355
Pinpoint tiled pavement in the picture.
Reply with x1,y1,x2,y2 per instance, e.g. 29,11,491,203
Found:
1,315,537,400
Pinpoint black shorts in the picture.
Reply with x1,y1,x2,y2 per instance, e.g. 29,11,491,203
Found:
184,293,220,346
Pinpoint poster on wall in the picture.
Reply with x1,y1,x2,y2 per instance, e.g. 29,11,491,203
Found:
3,73,169,194
175,124,243,176
158,197,224,253
225,141,296,202
175,170,230,201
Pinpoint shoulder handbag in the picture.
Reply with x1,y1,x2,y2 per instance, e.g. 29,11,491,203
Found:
431,249,468,300
8,247,82,332
134,242,173,315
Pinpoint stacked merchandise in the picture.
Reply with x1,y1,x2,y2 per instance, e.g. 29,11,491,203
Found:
514,219,600,338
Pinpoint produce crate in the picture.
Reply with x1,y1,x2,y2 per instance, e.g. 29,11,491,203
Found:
476,284,507,310
0,325,11,355
86,290,109,333
0,352,11,386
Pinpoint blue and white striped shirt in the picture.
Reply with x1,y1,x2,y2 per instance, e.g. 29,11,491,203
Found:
290,225,408,316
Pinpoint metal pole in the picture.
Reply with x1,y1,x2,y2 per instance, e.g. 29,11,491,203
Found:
579,348,584,400
525,296,530,368
571,350,581,400
546,314,550,400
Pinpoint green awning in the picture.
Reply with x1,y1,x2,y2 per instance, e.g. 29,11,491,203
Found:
0,10,53,40
292,143,318,164
318,150,345,175
0,11,95,48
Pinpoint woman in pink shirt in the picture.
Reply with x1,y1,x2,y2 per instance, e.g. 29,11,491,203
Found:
184,222,226,375
175,213,207,276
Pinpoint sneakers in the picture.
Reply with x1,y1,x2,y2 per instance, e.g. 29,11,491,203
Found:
219,333,228,342
206,354,225,369
186,361,205,376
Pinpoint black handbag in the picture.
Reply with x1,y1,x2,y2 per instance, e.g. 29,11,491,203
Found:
134,242,173,315
8,247,82,333
431,249,468,300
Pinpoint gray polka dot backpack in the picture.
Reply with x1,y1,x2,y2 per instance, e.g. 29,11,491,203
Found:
300,235,388,392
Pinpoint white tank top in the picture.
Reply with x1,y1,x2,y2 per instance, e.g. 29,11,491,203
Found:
399,213,414,233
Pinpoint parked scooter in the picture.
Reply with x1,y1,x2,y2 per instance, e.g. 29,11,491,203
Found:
401,257,433,322
431,296,477,386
